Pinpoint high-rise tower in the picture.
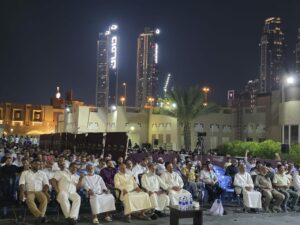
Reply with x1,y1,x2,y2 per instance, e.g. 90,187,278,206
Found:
96,24,119,107
296,28,300,75
259,17,284,93
136,27,159,108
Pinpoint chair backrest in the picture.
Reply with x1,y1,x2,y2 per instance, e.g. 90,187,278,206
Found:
0,176,18,206
213,165,225,177
218,175,232,189
138,173,144,187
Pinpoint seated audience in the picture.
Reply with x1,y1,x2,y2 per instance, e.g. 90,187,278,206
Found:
156,157,165,176
84,163,115,224
223,157,232,170
199,163,223,203
273,164,299,212
244,150,256,173
114,163,152,222
225,159,239,182
52,162,84,225
132,158,148,184
141,163,170,218
233,164,262,210
125,159,134,176
19,159,49,223
181,161,203,200
255,166,284,212
292,164,300,193
100,159,117,189
160,162,192,205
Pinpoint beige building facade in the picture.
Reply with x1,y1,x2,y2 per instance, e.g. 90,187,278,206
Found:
0,102,64,136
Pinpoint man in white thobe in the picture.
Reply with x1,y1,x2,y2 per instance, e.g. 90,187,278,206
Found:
141,163,170,217
84,163,115,224
132,158,148,184
160,162,192,206
52,162,84,225
234,164,262,210
114,163,152,223
156,157,165,176
125,159,134,176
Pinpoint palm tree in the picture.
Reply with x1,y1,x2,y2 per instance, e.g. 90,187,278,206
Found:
168,86,218,151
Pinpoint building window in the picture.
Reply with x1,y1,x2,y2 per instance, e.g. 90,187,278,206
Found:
152,134,156,144
0,108,3,120
284,125,289,144
166,134,171,143
291,125,299,145
32,110,42,122
13,109,23,121
158,134,163,145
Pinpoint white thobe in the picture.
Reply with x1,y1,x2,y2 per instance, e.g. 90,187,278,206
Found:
126,169,134,176
292,171,300,192
42,168,55,191
160,171,192,205
53,170,81,220
234,172,262,209
84,174,115,215
141,172,170,211
114,172,152,215
156,163,166,176
132,164,147,184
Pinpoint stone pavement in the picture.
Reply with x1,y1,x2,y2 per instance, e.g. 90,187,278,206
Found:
1,207,300,225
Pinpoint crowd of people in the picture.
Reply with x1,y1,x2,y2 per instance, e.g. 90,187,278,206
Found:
1,135,300,225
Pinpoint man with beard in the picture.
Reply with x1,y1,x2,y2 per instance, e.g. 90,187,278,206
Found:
114,163,152,222
141,163,169,218
100,159,117,189
255,166,284,212
160,162,192,205
84,163,115,224
19,160,49,223
52,163,84,225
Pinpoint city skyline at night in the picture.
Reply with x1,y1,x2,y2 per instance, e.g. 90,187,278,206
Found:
1,0,300,106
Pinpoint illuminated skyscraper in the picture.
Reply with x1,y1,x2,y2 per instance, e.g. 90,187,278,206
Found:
259,17,284,93
296,28,300,75
96,24,119,107
163,73,172,98
136,27,159,108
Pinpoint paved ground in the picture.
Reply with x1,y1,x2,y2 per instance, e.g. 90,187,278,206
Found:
1,207,300,225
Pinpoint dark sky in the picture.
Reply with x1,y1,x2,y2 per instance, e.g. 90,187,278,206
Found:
1,0,300,106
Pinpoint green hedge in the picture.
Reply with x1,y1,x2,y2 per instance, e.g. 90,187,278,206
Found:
282,144,300,164
218,140,281,159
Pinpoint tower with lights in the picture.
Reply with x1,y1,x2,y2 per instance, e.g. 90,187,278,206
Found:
96,24,119,107
259,17,285,93
135,27,160,108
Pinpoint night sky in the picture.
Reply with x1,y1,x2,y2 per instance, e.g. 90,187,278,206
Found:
1,0,300,106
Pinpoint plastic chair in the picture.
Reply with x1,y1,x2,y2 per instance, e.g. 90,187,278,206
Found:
213,166,225,177
218,175,235,202
0,176,23,224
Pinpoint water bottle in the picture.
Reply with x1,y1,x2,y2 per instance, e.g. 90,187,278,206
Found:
182,197,186,210
178,196,183,210
184,197,188,210
189,195,193,209
185,197,189,210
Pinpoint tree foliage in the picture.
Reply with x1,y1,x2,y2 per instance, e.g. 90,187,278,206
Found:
282,144,300,164
166,86,218,150
218,139,281,159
